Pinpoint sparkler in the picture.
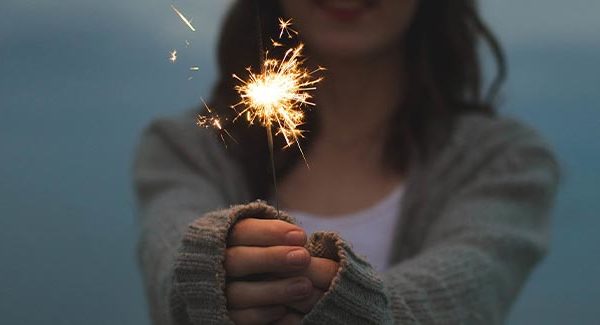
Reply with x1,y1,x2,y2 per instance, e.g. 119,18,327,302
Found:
231,10,323,214
165,2,323,214
232,44,323,156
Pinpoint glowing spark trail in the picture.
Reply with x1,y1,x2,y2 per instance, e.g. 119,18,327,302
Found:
189,66,200,71
271,38,283,47
278,18,298,39
197,99,236,145
169,50,177,63
170,4,196,32
232,43,324,158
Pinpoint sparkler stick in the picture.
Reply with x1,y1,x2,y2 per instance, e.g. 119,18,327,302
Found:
256,0,280,215
266,124,279,213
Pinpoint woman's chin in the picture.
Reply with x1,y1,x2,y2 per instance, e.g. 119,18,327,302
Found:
307,38,389,62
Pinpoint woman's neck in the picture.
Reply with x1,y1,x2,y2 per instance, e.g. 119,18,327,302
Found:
313,50,406,148
278,51,407,215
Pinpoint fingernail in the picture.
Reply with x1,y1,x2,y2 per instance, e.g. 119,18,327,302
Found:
287,248,309,266
286,279,311,297
286,230,306,246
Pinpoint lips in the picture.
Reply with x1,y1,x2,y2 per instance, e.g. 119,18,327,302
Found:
317,0,376,10
313,0,379,21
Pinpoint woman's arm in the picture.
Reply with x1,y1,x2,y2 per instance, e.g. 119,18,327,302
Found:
299,119,560,324
381,127,559,324
133,112,249,324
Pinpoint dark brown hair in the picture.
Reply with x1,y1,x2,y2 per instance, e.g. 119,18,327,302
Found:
208,0,506,198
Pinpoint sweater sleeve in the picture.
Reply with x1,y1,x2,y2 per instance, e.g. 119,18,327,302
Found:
171,202,296,324
133,113,249,324
381,129,559,324
298,123,560,324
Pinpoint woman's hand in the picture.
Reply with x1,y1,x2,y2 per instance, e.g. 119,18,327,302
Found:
226,218,311,324
225,218,340,324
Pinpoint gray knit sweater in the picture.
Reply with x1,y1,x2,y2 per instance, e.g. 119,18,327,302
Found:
133,111,559,324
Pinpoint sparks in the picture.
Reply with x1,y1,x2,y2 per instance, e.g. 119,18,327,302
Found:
271,38,283,47
189,66,200,71
232,43,323,156
197,99,236,145
169,49,177,63
170,4,196,32
278,18,298,39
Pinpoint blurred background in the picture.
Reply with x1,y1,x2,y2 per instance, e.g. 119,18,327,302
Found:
1,0,598,323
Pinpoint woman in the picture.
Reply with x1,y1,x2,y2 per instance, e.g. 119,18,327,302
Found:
134,0,559,324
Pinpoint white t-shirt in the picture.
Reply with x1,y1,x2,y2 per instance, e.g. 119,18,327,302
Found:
288,184,404,273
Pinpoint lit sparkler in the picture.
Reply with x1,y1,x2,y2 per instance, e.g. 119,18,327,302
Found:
165,3,323,213
170,4,196,32
229,14,323,214
232,43,323,158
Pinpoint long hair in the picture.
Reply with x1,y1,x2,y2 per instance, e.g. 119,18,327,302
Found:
208,0,506,198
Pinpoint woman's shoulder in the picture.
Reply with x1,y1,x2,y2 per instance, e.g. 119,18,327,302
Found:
429,112,561,182
142,108,205,139
450,112,555,156
135,109,242,179
140,109,226,155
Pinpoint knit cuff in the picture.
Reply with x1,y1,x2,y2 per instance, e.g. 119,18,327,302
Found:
303,232,394,325
170,201,294,324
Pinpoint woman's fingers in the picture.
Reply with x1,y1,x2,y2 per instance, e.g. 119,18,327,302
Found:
275,257,339,290
227,276,312,309
272,311,303,325
228,218,307,247
225,246,311,277
286,287,325,314
228,306,286,325
303,257,339,290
